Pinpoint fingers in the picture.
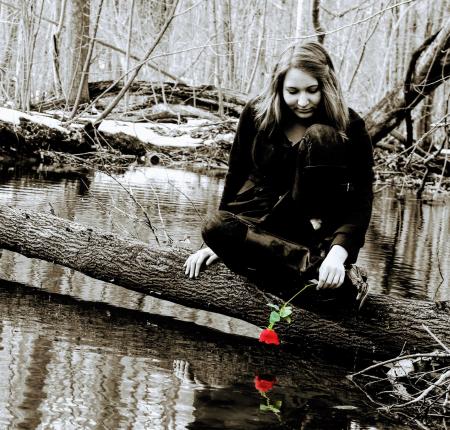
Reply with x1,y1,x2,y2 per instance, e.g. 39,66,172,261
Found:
194,255,203,278
184,249,216,278
317,264,345,289
205,252,218,266
184,253,202,278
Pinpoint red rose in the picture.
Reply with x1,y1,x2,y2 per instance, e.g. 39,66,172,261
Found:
254,376,276,392
259,328,280,345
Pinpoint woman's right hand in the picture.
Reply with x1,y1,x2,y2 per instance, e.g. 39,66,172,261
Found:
184,247,219,278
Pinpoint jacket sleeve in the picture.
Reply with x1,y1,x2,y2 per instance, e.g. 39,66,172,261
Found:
219,102,257,210
331,112,374,261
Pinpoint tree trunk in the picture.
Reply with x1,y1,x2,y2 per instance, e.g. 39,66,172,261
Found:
312,0,325,44
62,0,90,104
295,0,305,39
0,206,449,357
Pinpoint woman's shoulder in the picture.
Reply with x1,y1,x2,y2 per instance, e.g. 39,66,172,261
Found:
345,108,373,153
240,98,259,118
346,107,370,136
347,107,366,126
236,98,262,134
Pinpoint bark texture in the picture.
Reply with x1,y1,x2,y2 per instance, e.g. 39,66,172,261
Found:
0,206,449,356
62,0,91,104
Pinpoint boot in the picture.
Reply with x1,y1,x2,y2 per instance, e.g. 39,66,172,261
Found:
346,264,370,310
244,227,311,281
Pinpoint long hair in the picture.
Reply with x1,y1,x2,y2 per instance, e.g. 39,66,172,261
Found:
254,42,349,136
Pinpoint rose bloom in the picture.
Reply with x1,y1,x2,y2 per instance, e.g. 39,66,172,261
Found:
259,328,280,345
254,375,276,392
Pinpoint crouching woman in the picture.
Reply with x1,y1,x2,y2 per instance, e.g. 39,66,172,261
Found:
184,42,374,304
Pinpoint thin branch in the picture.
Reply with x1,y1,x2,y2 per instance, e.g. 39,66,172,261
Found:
348,352,450,380
346,1,386,91
167,180,204,222
375,112,450,168
83,128,161,245
91,0,180,126
286,0,417,41
148,181,173,245
320,0,374,18
422,325,450,354
388,370,450,409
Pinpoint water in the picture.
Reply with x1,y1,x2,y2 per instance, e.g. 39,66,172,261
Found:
0,162,448,429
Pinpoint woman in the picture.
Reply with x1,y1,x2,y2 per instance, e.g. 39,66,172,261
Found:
184,42,373,301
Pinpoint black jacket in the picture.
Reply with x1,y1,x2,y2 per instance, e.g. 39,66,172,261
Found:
219,101,374,261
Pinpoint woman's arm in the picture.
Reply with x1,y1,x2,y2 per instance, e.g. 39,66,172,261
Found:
318,113,373,289
219,102,258,210
184,103,257,278
330,112,374,262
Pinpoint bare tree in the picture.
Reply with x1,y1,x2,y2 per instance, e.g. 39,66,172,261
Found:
61,0,90,105
312,0,325,43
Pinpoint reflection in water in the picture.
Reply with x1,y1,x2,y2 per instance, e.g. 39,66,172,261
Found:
0,163,448,428
360,188,449,300
0,282,407,429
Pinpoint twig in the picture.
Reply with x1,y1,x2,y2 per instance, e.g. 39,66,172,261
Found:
348,352,450,380
91,0,180,126
395,411,432,430
375,112,450,168
346,1,386,91
321,0,373,18
148,181,173,245
167,180,204,222
422,325,450,354
285,0,416,41
387,370,450,409
100,169,161,246
351,377,388,407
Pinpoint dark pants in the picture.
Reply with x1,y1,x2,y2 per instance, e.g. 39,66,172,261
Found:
203,209,323,289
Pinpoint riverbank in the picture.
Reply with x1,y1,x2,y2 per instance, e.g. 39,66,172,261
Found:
1,102,448,198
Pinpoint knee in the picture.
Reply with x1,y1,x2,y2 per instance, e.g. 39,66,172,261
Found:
201,211,227,243
304,124,340,145
300,124,345,166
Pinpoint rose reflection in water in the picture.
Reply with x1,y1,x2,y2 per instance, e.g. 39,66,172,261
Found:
254,375,282,420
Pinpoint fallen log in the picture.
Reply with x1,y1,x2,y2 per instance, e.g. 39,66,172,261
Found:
33,81,247,118
0,206,449,357
0,108,148,158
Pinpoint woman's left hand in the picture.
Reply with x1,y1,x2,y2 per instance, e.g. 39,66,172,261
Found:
317,245,348,289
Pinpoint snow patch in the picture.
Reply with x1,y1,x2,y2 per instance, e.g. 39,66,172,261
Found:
98,120,203,148
0,107,69,133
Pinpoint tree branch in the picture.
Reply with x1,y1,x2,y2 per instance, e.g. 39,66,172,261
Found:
91,0,180,126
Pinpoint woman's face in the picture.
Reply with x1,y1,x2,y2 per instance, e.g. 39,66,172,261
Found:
282,67,321,120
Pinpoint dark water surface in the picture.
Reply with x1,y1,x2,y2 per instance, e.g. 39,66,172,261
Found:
0,163,448,429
